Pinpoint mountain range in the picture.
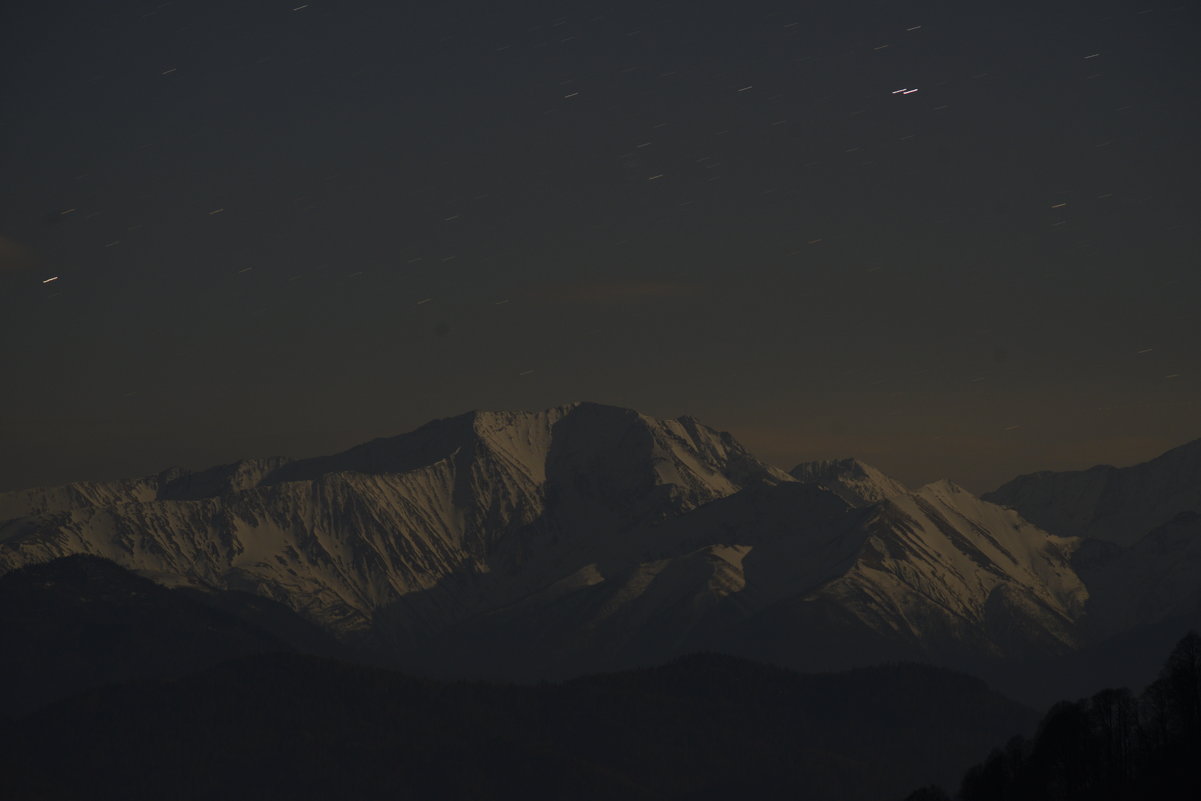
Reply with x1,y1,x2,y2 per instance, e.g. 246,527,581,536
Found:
2,402,1198,700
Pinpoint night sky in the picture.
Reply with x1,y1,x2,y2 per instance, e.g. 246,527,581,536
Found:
2,0,1198,494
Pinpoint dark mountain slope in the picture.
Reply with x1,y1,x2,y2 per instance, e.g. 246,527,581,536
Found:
0,555,309,715
0,650,1034,801
984,438,1201,546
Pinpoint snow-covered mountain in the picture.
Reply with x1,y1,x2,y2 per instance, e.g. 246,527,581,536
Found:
0,403,790,643
0,402,1165,680
983,438,1201,546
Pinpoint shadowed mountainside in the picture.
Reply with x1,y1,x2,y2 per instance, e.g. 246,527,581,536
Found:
983,439,1201,546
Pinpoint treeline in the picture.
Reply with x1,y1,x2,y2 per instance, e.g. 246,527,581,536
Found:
906,631,1201,801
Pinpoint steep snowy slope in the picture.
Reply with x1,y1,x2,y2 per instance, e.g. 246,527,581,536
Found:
984,438,1201,546
817,481,1086,658
646,479,1089,674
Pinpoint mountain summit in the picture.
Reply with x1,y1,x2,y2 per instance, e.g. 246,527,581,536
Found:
789,457,910,506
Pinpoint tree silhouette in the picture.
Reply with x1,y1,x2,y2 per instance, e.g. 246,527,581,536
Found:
955,631,1201,801
1159,630,1201,740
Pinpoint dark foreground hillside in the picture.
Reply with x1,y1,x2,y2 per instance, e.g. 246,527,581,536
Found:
0,555,340,716
903,631,1201,801
1,653,1033,801
0,557,1035,801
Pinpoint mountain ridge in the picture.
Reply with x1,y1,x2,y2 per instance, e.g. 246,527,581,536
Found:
983,438,1201,545
2,404,1195,690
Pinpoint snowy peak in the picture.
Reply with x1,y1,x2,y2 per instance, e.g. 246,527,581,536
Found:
789,458,909,507
510,403,795,539
255,402,787,501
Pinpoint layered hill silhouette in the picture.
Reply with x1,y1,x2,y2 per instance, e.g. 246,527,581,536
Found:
1,403,1197,694
0,650,1036,801
0,555,1037,801
0,555,338,715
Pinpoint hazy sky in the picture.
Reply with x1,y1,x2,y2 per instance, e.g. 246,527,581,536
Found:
1,0,1198,493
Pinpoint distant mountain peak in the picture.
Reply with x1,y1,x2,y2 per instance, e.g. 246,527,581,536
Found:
984,436,1201,545
789,457,909,507
916,478,971,498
